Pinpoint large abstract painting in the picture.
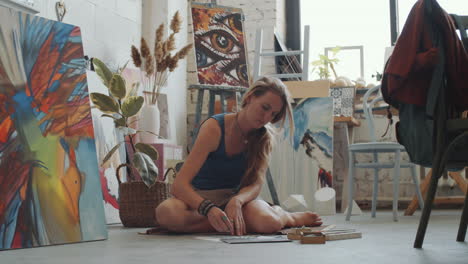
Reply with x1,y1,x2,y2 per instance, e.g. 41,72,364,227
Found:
0,7,107,250
191,3,250,88
265,97,334,212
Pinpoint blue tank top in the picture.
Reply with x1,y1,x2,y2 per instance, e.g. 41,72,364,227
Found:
191,113,247,190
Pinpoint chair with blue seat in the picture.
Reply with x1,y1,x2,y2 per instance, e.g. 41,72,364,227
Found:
345,85,425,222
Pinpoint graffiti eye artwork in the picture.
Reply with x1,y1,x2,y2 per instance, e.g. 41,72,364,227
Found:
191,4,249,88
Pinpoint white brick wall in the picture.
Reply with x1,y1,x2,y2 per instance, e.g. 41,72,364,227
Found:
275,0,286,40
34,0,142,68
140,0,190,148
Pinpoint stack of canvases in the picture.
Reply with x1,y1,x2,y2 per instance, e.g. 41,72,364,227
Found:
0,7,107,250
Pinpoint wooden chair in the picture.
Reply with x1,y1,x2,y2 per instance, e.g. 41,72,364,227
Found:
413,0,468,248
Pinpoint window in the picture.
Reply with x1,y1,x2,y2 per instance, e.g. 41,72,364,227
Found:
301,0,467,83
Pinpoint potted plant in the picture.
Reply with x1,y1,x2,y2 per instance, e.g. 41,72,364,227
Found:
91,58,174,227
130,11,193,142
311,46,341,80
90,58,159,188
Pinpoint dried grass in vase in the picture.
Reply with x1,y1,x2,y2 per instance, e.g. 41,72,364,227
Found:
131,11,193,105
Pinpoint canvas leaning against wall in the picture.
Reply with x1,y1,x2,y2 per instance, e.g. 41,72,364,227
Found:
0,7,107,250
88,71,123,225
191,2,250,88
267,97,334,213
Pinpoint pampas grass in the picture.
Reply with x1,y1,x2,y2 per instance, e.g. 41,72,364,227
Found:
131,11,192,105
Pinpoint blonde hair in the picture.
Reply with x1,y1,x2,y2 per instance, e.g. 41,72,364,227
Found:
239,76,294,187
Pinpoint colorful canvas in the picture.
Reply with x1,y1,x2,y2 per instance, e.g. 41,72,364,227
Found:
191,3,250,88
266,97,334,212
0,7,107,250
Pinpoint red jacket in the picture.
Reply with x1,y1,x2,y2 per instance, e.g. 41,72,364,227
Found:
383,0,468,110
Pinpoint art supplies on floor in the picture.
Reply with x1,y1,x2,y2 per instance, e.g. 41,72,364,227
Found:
221,235,292,244
142,224,361,245
282,225,362,244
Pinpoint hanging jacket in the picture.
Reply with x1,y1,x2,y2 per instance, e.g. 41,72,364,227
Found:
382,0,468,111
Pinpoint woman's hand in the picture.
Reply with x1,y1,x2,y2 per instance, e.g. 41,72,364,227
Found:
206,207,234,234
224,197,246,236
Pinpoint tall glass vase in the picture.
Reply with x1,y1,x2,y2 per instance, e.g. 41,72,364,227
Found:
138,102,160,144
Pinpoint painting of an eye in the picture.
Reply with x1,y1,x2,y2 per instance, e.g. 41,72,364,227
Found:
236,64,248,83
192,5,250,88
224,60,249,87
198,30,241,57
196,49,213,68
211,32,233,52
195,30,241,70
220,13,243,35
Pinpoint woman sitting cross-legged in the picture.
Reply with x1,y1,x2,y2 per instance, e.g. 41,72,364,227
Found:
156,76,322,235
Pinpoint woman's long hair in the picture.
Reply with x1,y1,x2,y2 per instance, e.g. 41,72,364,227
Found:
239,76,294,187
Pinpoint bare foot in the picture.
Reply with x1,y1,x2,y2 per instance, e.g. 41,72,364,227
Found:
289,211,322,227
271,206,322,227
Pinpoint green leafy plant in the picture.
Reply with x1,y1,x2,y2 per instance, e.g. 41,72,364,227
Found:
311,46,341,79
90,58,159,187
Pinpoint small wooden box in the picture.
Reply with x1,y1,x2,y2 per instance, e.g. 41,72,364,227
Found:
287,232,303,240
300,234,326,244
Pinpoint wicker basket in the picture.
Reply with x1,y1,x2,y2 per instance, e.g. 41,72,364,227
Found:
116,164,173,227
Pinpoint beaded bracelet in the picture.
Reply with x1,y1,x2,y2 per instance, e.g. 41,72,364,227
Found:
202,203,216,216
198,199,216,216
197,199,210,215
198,199,211,216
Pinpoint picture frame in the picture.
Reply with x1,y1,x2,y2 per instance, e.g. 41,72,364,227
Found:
325,45,364,79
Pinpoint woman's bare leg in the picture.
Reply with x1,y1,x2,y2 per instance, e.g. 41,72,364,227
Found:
243,200,322,234
155,198,215,233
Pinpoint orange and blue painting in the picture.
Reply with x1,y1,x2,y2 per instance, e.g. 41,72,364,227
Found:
0,7,107,250
191,3,250,88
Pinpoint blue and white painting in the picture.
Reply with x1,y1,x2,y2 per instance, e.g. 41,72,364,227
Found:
266,97,334,212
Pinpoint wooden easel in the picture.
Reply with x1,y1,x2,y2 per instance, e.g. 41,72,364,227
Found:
404,168,467,216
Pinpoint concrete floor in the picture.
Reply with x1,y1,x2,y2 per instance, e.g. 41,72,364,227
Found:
1,210,467,264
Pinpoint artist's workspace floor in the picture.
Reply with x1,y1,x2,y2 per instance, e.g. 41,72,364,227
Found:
2,210,467,264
